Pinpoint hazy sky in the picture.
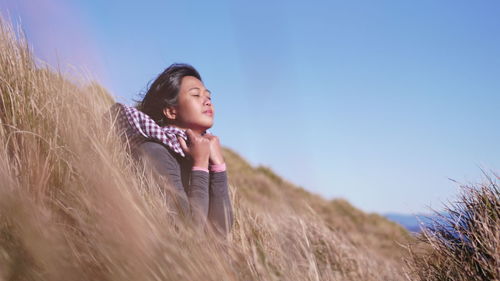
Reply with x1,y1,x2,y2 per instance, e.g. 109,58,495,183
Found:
2,0,499,214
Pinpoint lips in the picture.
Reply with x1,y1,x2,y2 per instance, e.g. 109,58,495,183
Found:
203,110,213,115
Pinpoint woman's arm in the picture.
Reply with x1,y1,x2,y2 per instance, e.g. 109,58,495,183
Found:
208,168,233,237
186,169,210,229
135,142,210,230
201,133,234,237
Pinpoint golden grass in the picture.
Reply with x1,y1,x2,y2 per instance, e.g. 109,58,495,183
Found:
406,171,499,281
0,16,422,280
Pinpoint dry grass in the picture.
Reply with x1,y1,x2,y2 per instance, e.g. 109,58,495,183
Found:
406,171,499,281
0,16,420,280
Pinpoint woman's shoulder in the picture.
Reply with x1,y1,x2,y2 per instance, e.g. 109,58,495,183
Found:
133,141,181,166
136,141,171,152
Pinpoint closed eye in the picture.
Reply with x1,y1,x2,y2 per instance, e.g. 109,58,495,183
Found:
193,94,211,101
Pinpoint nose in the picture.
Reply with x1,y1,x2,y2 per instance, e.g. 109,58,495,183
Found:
204,97,212,106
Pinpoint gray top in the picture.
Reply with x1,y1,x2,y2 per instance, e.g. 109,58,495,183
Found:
132,141,233,237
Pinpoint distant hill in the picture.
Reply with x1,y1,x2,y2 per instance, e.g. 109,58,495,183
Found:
383,213,447,233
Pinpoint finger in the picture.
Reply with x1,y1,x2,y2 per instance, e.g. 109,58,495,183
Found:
177,136,189,153
206,134,218,143
185,129,195,140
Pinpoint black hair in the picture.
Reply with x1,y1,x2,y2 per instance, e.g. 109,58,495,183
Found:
137,63,202,126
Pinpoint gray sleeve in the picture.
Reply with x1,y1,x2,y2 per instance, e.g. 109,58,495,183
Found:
187,170,210,228
135,142,210,229
208,170,234,237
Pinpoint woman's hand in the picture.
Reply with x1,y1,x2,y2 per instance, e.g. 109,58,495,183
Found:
204,133,225,165
178,129,210,168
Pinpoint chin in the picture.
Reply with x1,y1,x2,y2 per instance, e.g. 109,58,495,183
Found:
196,122,213,131
202,119,214,129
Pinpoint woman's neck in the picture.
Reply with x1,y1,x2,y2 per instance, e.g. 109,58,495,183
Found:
166,124,206,136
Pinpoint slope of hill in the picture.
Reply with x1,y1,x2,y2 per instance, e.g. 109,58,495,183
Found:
223,148,413,261
0,17,416,281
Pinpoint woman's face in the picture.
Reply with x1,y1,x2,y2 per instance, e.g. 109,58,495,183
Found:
168,76,214,131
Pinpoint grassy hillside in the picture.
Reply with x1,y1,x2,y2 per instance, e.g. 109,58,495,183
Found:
0,17,418,280
223,147,412,260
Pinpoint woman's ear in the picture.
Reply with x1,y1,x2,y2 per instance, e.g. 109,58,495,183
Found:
163,106,177,120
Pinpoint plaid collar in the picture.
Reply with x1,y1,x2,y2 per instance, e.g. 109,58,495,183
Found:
112,103,207,157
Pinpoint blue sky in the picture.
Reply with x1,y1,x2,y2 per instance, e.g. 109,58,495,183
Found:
2,0,499,214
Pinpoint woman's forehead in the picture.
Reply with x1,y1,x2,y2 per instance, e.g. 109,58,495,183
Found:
181,76,210,93
181,76,203,87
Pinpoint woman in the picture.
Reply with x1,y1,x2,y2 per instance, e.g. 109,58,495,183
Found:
112,63,233,238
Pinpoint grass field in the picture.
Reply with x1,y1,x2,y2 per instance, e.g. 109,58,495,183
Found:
1,17,497,281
